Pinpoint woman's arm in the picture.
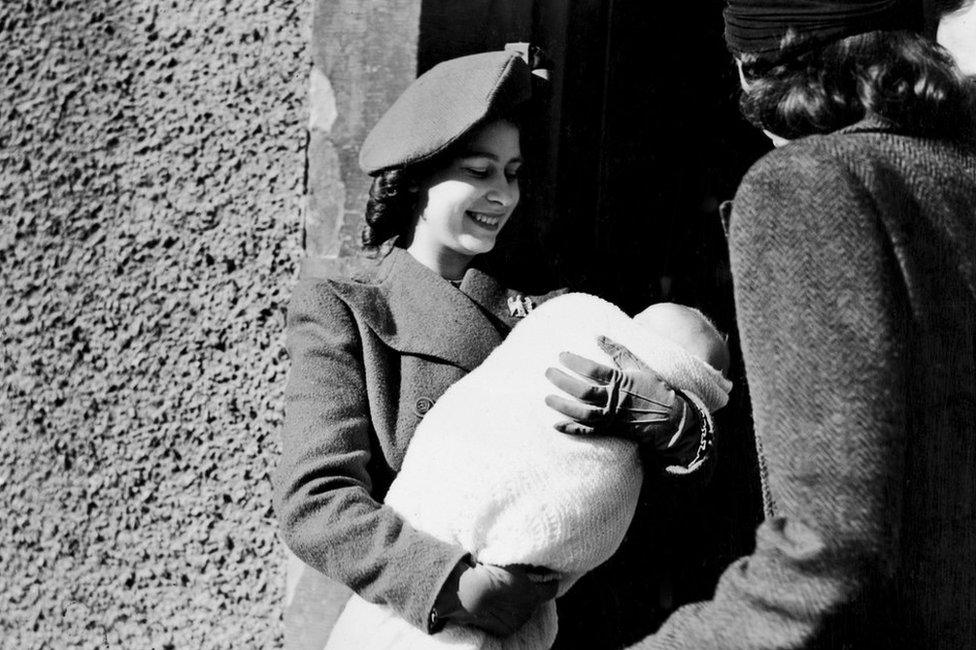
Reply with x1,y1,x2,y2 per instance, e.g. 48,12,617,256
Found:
634,147,910,648
274,278,467,632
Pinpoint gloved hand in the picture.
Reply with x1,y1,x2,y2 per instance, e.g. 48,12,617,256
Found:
432,558,558,636
544,335,697,456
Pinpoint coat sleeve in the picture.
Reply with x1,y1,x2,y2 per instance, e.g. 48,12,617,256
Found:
274,278,468,633
633,148,910,648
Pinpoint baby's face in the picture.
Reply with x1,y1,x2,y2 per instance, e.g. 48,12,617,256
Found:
633,303,730,374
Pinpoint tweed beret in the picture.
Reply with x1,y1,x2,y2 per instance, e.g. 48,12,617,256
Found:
359,51,532,175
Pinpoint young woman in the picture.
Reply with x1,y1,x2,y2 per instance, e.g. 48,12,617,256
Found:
628,1,976,647
275,50,708,647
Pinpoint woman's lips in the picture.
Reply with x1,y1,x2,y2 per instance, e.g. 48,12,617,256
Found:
466,211,503,231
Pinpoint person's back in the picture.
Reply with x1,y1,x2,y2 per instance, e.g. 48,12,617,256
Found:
731,122,976,645
834,128,976,644
617,3,976,646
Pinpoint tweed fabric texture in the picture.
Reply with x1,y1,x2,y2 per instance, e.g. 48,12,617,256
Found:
327,293,731,650
359,51,531,174
274,247,562,641
633,120,976,648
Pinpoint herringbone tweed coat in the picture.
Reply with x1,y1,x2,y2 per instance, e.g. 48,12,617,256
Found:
636,120,976,648
274,247,562,644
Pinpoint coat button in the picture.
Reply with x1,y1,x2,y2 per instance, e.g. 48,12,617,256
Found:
413,397,435,417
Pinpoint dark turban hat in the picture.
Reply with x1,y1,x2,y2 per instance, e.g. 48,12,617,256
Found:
359,50,532,175
723,0,920,58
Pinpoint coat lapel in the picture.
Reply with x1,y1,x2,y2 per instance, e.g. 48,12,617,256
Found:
461,265,569,330
458,266,522,330
326,248,505,371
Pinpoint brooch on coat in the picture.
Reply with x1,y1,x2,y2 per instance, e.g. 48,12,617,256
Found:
507,295,535,319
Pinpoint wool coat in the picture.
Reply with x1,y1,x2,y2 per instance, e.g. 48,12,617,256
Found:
636,120,976,648
274,246,563,643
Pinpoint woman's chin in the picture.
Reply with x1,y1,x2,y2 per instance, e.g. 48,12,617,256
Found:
456,234,497,255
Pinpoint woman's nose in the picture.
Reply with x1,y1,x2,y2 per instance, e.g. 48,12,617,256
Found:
487,175,517,207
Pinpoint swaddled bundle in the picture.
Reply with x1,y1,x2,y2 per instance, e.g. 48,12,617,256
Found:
326,293,731,650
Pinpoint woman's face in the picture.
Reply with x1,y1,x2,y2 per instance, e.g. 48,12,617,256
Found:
409,119,522,274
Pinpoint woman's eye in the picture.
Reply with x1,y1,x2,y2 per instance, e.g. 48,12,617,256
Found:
464,167,490,178
505,169,521,181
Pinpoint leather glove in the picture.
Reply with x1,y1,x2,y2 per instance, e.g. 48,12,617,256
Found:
544,335,698,457
431,558,558,636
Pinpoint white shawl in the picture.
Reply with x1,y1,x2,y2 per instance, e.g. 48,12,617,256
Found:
326,293,731,650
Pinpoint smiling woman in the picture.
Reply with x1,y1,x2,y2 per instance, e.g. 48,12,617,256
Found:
274,50,566,648
406,119,523,278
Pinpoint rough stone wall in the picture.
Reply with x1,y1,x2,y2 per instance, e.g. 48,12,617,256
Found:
305,0,420,264
1,0,307,646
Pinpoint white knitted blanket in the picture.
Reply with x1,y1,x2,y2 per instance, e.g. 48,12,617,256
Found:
325,293,730,650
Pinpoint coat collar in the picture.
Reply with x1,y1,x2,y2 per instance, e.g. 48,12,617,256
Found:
836,115,899,136
719,117,976,304
322,248,518,371
458,263,526,330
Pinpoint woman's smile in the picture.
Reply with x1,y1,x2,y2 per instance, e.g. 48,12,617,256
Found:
465,210,505,231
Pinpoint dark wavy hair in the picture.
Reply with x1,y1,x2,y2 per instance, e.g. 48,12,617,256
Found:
737,29,976,140
360,167,423,251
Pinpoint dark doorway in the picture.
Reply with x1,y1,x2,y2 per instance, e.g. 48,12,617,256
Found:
532,5,771,645
531,1,768,312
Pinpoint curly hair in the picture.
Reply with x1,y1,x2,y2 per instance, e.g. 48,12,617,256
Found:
737,30,976,140
360,168,422,252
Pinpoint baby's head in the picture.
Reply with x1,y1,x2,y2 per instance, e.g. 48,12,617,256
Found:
633,303,729,375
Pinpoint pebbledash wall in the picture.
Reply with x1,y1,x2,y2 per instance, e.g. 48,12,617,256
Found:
1,0,313,646
2,0,424,645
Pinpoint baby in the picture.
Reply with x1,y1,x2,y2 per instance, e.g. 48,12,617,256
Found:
326,293,731,650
